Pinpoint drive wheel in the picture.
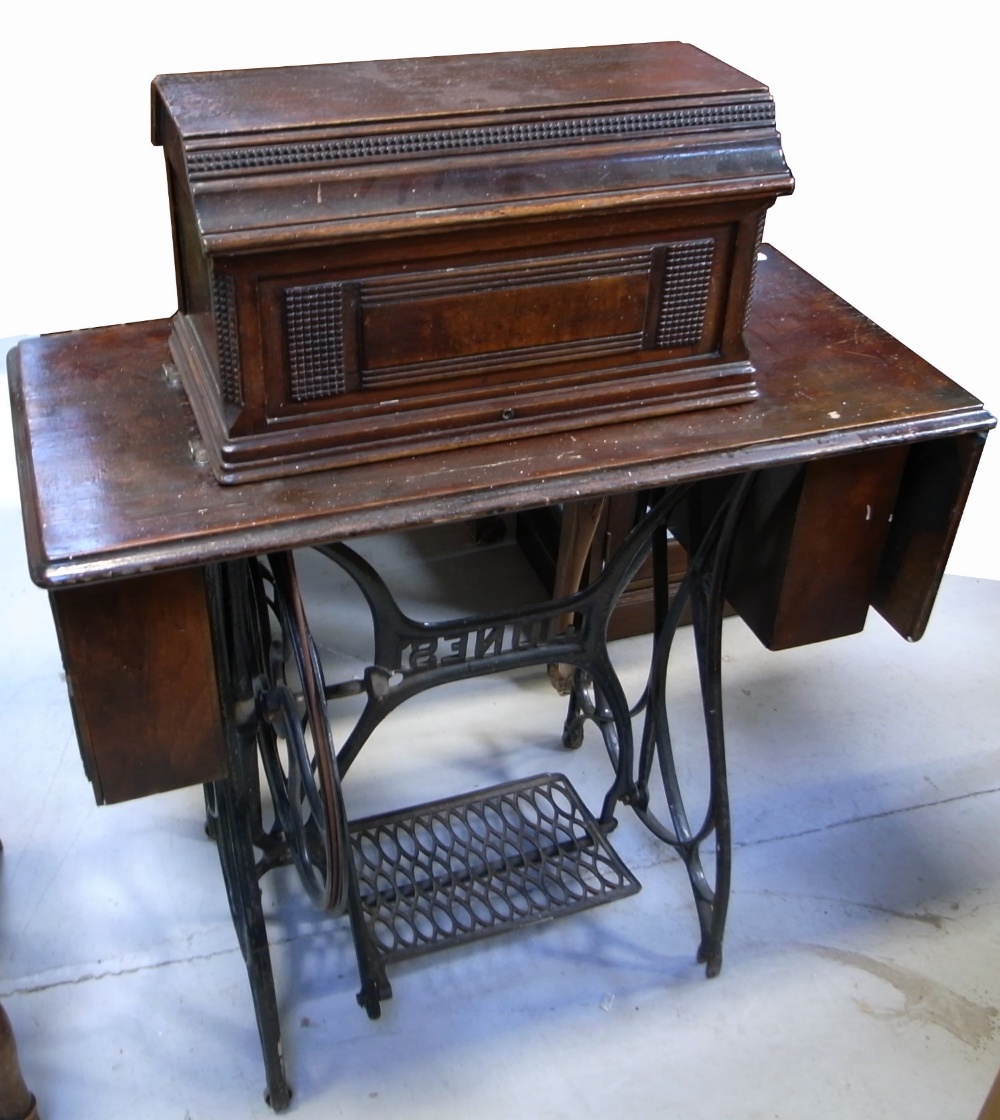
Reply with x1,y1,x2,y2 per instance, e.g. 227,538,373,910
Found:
252,552,349,914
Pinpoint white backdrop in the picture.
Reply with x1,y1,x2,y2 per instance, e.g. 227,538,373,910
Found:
1,2,995,577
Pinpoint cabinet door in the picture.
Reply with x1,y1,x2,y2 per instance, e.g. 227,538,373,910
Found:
51,567,227,804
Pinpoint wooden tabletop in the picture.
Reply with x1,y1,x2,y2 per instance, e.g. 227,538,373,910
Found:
8,248,994,588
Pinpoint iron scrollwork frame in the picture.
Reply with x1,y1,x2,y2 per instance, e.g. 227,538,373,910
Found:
204,472,755,1109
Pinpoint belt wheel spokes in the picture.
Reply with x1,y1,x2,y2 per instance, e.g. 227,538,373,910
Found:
252,552,349,915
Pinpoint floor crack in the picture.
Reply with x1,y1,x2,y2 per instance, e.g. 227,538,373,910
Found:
733,784,1000,850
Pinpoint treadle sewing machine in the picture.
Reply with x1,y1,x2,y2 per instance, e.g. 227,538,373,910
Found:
7,44,994,1109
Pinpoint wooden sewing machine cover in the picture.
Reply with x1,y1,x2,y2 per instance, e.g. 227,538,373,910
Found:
152,42,794,482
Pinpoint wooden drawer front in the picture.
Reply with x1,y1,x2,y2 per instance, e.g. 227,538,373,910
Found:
51,568,227,804
721,447,909,651
873,432,986,641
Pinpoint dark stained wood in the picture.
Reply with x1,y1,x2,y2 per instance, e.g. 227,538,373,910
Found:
0,1001,37,1120
978,1062,1000,1120
7,249,993,590
718,447,908,650
151,44,768,141
151,43,786,251
874,431,987,641
152,43,793,481
5,248,995,806
585,498,708,639
49,568,226,804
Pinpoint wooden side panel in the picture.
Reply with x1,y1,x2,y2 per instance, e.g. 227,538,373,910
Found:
873,432,986,641
724,447,909,650
50,568,227,804
363,264,647,374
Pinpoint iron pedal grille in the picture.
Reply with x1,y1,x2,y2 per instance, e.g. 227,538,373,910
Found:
349,773,641,968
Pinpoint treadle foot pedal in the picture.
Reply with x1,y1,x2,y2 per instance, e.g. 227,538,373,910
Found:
348,773,641,977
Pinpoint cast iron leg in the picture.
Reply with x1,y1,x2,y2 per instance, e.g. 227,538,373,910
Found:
200,477,752,1103
206,563,292,1111
627,475,754,976
204,776,291,1110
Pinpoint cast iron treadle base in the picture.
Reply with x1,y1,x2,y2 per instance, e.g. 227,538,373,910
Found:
348,773,640,996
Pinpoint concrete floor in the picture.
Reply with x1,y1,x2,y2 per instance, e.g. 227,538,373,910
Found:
2,366,1000,1118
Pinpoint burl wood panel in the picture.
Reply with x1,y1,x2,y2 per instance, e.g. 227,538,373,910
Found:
50,568,226,804
360,256,652,377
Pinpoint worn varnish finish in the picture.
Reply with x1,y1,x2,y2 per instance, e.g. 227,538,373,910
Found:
5,244,995,1114
7,249,993,807
713,446,910,649
152,43,793,481
9,250,991,588
50,568,226,803
873,432,986,640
